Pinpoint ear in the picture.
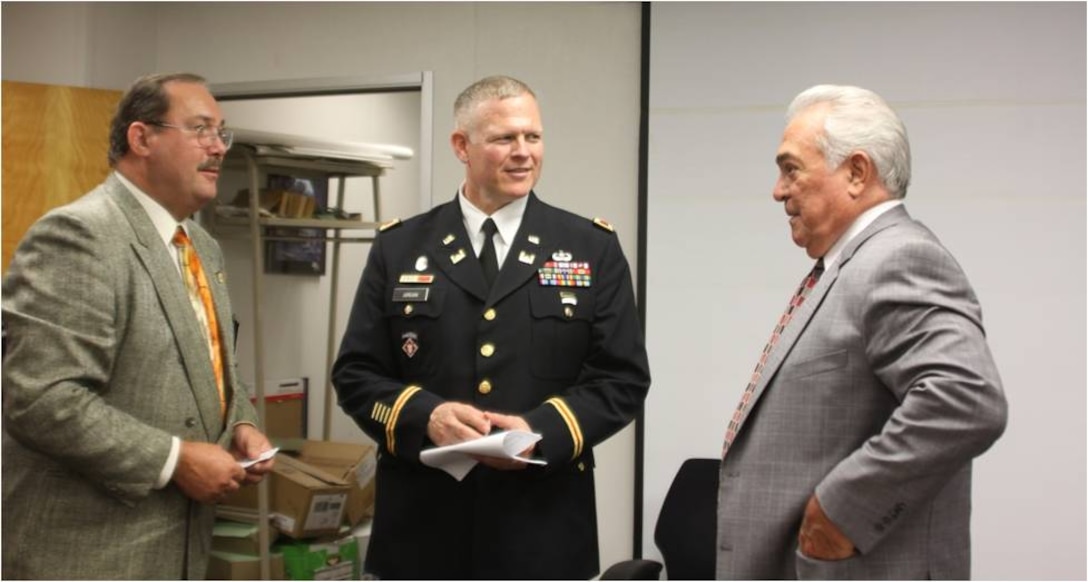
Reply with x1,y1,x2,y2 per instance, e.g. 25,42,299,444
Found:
127,122,154,157
845,151,873,197
450,130,470,164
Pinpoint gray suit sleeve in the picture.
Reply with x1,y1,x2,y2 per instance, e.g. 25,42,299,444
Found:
2,211,173,503
815,234,1008,553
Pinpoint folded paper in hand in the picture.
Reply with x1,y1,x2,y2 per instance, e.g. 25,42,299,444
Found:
421,430,547,481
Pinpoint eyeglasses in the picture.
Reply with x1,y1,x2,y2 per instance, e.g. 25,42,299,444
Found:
148,121,233,149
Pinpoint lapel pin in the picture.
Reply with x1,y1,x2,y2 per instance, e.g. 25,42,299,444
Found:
519,251,536,264
442,234,456,246
215,272,225,284
450,248,467,264
528,235,540,245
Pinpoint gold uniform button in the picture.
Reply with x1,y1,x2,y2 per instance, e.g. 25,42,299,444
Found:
478,380,492,394
578,462,586,472
480,343,496,357
483,308,497,321
403,304,414,315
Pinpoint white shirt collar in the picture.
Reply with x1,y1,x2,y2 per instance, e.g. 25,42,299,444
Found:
457,185,528,265
823,199,903,269
114,171,187,249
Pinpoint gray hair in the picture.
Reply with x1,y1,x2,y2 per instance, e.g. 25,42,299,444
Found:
454,75,536,133
787,84,911,199
108,72,207,166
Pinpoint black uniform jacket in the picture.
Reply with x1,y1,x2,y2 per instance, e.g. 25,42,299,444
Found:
333,192,651,579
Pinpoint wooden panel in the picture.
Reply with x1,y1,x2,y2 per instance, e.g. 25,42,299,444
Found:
2,81,121,272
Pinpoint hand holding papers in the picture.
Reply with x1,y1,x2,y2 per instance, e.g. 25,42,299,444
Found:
421,430,547,480
239,447,279,469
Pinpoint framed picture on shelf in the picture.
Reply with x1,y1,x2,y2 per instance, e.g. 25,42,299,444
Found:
264,174,327,276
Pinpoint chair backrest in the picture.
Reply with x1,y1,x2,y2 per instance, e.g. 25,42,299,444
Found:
653,458,720,580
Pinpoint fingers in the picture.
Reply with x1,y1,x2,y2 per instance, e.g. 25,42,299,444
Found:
428,402,490,446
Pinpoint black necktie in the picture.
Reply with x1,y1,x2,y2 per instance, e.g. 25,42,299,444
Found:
480,218,499,288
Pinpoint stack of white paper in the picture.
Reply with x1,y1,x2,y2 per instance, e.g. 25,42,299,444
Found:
420,431,547,481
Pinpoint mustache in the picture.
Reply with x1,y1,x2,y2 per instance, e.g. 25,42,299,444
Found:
198,159,222,171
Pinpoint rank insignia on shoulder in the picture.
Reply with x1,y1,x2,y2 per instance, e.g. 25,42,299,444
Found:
593,217,615,232
379,218,402,232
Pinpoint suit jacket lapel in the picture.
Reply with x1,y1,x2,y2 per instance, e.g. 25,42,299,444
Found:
490,194,549,304
736,205,912,436
109,177,221,437
428,199,490,302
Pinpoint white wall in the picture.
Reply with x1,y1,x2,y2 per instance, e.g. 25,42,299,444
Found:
1,1,644,571
645,3,1085,580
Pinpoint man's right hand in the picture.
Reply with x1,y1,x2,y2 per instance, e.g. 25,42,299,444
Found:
427,402,491,446
173,441,247,505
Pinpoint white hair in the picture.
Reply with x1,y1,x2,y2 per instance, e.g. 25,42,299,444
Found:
787,84,912,199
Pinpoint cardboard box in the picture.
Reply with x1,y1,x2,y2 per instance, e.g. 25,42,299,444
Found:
275,534,359,580
206,550,286,580
212,519,279,556
298,440,377,527
265,392,306,440
223,455,350,540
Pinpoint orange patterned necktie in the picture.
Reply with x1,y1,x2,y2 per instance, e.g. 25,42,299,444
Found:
172,227,227,422
722,259,825,457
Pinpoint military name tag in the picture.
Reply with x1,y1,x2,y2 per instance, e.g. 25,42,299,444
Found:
393,287,430,302
538,261,592,287
399,274,435,284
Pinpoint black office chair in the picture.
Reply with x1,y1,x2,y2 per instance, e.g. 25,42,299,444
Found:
600,458,720,580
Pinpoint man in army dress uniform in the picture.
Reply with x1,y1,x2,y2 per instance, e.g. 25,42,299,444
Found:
333,75,651,579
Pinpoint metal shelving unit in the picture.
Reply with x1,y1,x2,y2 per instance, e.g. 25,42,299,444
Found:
206,135,406,579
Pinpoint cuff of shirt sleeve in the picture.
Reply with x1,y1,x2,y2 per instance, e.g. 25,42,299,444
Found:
155,436,181,489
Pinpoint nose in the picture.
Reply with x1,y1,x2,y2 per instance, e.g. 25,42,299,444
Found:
773,177,787,201
510,136,530,157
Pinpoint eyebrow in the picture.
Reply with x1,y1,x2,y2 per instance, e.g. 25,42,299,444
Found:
775,153,798,166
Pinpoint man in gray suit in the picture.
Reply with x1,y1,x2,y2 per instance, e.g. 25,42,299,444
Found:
716,85,1008,579
2,73,275,579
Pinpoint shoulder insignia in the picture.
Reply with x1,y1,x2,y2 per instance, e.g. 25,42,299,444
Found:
378,218,402,232
593,217,615,233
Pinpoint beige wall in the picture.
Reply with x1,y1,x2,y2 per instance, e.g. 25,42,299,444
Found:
1,1,644,569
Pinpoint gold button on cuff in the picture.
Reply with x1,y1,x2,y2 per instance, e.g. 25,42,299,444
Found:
403,304,414,315
478,380,492,394
480,343,495,357
483,308,497,321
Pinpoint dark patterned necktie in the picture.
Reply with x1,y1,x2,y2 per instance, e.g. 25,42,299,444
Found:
722,259,825,457
480,218,499,289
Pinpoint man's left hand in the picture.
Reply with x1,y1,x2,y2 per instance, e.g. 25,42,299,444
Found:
798,494,855,560
231,423,276,484
475,412,534,471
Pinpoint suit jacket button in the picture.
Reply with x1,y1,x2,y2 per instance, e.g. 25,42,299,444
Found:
483,308,497,321
478,380,492,394
185,417,197,428
480,343,496,358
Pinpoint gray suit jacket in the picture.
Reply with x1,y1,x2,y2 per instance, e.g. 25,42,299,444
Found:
2,174,258,579
716,206,1007,580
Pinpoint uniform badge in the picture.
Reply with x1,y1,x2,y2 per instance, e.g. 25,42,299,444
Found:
528,235,541,245
519,250,536,265
561,291,578,318
552,250,573,262
415,256,428,271
442,234,456,246
450,248,467,264
401,332,419,358
537,261,592,287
